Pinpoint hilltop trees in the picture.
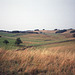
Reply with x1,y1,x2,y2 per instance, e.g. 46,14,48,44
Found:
70,30,75,33
55,30,67,33
54,29,58,31
34,29,39,31
15,38,22,45
3,40,9,45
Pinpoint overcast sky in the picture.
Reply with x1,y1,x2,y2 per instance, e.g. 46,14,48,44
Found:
0,0,75,31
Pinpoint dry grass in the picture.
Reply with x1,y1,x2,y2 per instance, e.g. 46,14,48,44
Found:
0,44,75,75
34,30,57,34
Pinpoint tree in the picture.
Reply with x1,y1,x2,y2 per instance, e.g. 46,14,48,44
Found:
70,30,75,33
3,40,9,45
0,35,1,37
55,30,67,33
34,29,39,31
15,38,22,45
43,29,45,30
73,34,75,37
54,29,57,31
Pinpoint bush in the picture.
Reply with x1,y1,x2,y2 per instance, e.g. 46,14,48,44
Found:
70,30,75,33
54,29,58,31
34,29,39,31
55,30,67,33
3,40,9,44
73,34,75,37
0,35,1,37
40,32,42,34
11,31,20,33
15,38,22,45
43,29,45,30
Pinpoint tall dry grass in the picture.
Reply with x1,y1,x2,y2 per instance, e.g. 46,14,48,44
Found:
0,44,75,75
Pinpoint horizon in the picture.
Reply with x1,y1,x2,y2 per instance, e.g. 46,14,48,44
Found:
0,0,75,31
0,27,75,31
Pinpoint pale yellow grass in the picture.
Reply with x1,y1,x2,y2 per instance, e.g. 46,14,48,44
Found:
0,44,75,75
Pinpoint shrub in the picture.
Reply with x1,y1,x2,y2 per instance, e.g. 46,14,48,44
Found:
11,31,20,33
70,30,75,33
40,32,42,34
55,30,67,33
3,40,9,44
54,29,57,31
15,38,22,45
0,35,1,37
73,34,75,37
43,29,45,30
34,29,39,31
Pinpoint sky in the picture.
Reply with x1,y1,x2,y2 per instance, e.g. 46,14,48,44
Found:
0,0,75,31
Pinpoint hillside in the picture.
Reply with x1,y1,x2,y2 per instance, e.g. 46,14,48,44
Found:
0,40,75,75
0,30,75,75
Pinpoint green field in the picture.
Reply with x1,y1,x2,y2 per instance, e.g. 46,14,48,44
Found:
0,32,72,50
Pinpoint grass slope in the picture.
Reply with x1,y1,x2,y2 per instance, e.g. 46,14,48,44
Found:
0,41,75,75
0,31,75,75
0,31,75,50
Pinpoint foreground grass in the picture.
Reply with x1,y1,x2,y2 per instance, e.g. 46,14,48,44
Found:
0,42,75,75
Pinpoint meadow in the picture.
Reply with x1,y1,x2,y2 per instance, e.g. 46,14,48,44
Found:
0,31,72,50
0,30,75,75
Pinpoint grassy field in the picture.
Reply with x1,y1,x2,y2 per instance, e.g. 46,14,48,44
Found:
0,32,72,50
0,31,75,75
0,41,75,75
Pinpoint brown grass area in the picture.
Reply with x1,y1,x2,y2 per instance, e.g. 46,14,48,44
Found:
62,33,74,38
34,30,57,34
19,34,66,42
0,44,75,75
40,30,57,33
19,34,51,38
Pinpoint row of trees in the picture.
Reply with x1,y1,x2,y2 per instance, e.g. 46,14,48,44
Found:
3,38,22,45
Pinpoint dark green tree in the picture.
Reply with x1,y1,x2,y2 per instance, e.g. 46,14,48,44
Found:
3,40,9,45
15,38,22,45
0,35,1,37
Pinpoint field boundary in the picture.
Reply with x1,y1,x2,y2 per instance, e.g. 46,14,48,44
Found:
16,39,75,51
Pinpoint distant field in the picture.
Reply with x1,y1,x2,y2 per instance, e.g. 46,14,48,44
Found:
0,31,73,50
0,32,26,37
